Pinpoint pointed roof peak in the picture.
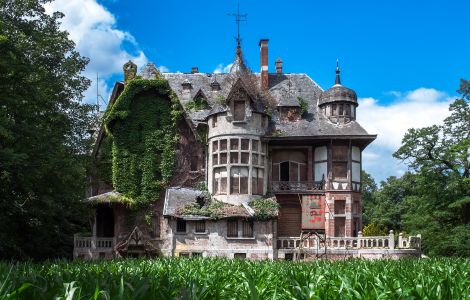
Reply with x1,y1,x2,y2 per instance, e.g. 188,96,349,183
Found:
335,59,341,85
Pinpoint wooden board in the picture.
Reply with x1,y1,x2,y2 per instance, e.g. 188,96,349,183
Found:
277,196,301,237
301,195,325,230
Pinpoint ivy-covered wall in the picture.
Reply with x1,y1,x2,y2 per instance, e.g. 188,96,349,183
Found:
104,78,182,208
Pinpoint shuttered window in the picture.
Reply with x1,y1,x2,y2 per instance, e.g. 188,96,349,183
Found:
227,220,238,237
242,220,253,237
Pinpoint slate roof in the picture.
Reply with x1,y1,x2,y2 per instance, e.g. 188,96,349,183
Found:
159,71,373,138
162,187,204,216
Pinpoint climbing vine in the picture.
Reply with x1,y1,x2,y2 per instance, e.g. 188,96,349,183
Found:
104,78,182,208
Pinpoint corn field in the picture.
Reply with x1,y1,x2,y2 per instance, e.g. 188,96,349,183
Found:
0,258,468,299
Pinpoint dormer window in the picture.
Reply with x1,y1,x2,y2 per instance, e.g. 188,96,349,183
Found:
182,79,192,90
233,100,245,121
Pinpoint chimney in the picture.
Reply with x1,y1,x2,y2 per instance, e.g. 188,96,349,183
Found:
275,57,283,74
191,67,199,74
259,39,269,90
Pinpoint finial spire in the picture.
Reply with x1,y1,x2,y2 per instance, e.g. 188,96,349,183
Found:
228,2,247,54
335,59,341,85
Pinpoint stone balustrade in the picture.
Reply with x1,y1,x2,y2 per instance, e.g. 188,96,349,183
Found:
73,234,115,259
277,231,421,251
271,181,324,193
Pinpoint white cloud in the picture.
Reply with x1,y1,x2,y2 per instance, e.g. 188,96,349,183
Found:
358,88,454,182
214,63,233,74
158,66,170,73
44,0,148,105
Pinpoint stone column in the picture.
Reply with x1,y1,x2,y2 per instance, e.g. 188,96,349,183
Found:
389,230,395,250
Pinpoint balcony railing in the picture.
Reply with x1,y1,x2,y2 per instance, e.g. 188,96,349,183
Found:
271,181,324,193
74,234,115,256
277,231,422,251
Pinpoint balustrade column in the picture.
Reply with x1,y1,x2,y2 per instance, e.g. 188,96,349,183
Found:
389,230,395,250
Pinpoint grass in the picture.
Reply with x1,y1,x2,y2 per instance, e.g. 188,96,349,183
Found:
0,258,469,299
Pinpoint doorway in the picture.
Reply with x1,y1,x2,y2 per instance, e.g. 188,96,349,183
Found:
96,206,114,237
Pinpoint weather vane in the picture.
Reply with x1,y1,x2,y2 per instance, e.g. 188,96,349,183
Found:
228,2,247,47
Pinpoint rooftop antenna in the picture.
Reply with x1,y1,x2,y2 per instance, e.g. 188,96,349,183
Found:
228,2,247,48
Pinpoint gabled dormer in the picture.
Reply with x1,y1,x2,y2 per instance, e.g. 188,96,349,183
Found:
225,78,256,123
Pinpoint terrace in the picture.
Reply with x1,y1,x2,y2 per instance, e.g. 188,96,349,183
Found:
271,180,325,193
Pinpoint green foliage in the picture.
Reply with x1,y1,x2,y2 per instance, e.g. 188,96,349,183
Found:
363,80,470,257
185,96,208,111
178,199,225,219
297,96,308,116
250,197,279,220
104,78,182,208
0,258,469,299
0,0,94,259
362,222,387,236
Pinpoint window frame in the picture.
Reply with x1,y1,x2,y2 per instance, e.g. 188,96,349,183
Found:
176,219,187,233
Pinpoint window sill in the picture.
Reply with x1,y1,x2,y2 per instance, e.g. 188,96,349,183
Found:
232,120,247,124
226,236,255,240
194,231,208,235
175,232,187,235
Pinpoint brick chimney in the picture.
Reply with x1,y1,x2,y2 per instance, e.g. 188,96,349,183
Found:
275,57,283,74
259,39,269,90
191,67,199,74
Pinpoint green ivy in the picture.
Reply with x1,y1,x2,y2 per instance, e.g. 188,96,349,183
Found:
185,96,208,111
250,197,279,221
104,78,182,208
297,96,308,117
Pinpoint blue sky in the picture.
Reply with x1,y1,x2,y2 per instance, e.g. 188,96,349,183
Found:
45,0,469,183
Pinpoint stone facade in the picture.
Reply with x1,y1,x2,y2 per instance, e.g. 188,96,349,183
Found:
74,39,422,260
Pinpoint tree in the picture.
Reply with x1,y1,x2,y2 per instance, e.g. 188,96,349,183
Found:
392,79,470,256
0,0,95,259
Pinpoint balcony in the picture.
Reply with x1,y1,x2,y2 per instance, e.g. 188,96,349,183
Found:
271,181,324,193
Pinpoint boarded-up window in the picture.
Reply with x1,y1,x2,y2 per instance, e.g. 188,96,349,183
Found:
334,217,345,237
230,167,248,194
332,162,347,179
332,146,348,161
234,253,246,259
242,220,254,237
252,168,264,195
227,220,238,237
212,140,218,152
151,215,160,238
195,220,205,233
213,167,227,194
212,153,218,165
176,219,186,233
252,140,259,152
234,101,245,121
339,104,344,116
334,200,346,214
332,145,349,180
212,115,217,127
252,153,258,165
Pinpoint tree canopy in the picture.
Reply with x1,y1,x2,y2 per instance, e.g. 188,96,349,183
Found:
363,80,470,256
0,0,95,259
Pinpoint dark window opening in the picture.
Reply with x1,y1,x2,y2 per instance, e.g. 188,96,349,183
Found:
195,220,206,233
227,219,238,237
242,220,254,237
284,253,294,261
280,161,290,181
179,252,190,257
96,206,114,237
176,219,186,233
234,253,246,259
192,252,202,257
212,115,217,128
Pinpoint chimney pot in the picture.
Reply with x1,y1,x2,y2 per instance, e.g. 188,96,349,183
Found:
191,67,199,74
275,57,283,74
